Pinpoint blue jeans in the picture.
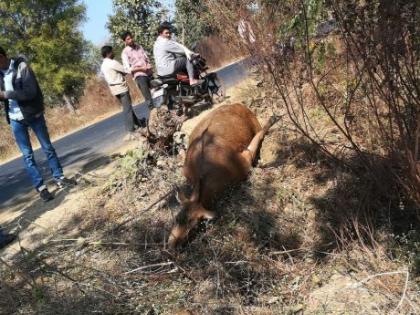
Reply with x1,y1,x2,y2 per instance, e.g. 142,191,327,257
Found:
11,115,63,190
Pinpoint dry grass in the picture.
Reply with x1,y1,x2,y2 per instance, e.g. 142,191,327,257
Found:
0,79,418,314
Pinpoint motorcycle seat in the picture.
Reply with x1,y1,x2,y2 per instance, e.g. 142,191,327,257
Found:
176,73,190,83
151,76,179,87
158,73,190,82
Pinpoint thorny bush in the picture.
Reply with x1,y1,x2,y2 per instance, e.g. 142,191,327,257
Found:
205,0,420,215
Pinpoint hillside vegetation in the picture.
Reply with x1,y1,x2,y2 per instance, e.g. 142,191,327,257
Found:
0,1,418,314
0,79,418,314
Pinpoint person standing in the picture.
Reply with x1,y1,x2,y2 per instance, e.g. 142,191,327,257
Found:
121,31,154,110
100,45,143,140
0,46,76,202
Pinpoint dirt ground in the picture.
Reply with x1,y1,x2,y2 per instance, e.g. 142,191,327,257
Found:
0,79,418,315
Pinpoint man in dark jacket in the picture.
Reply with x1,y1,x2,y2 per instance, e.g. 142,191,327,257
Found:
0,46,76,201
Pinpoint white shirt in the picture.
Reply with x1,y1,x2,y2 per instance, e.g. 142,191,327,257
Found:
1,60,24,121
153,36,194,76
100,58,129,96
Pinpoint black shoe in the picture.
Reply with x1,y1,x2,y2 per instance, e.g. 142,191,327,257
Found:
138,118,147,128
56,177,77,189
39,188,54,202
0,233,16,249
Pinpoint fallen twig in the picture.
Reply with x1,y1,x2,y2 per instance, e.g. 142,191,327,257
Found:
224,260,249,265
351,269,412,314
124,261,174,275
390,270,409,315
112,188,177,232
269,248,304,255
356,270,407,286
19,245,86,295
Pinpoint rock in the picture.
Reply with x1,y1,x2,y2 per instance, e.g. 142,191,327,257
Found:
288,304,304,314
311,274,322,286
76,237,86,246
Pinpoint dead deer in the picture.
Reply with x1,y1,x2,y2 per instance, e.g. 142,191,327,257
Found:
169,103,277,248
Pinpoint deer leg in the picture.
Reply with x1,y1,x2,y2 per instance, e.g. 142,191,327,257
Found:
241,115,279,166
241,130,266,166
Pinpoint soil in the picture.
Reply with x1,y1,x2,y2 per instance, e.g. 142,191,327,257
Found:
1,79,417,315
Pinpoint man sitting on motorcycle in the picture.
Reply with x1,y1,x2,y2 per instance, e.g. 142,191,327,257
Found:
153,23,202,86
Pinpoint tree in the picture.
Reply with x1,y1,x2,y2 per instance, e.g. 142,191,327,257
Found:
0,0,89,110
107,0,165,54
175,0,213,47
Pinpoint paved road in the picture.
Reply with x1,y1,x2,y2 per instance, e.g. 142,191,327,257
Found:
0,60,249,207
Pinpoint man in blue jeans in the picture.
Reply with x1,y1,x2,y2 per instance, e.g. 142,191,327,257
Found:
0,46,76,201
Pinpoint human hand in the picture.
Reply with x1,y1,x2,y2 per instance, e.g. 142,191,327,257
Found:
185,50,193,60
0,91,6,100
133,66,147,73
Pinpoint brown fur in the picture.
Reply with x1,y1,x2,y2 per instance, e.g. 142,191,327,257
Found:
169,103,275,248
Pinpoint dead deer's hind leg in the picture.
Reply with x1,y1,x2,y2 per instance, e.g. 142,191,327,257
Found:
240,115,279,167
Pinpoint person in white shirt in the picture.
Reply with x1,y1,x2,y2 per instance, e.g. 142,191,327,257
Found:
153,23,201,86
100,46,144,138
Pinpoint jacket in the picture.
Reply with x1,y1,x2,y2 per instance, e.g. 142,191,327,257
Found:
0,57,44,124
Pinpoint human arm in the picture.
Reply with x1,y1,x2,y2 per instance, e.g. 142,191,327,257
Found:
3,63,38,101
132,65,151,73
121,51,132,73
110,59,129,74
174,42,196,60
165,39,196,59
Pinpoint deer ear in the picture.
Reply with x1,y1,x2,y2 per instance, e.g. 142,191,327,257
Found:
176,190,188,205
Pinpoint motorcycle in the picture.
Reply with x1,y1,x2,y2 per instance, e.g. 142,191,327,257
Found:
150,55,224,117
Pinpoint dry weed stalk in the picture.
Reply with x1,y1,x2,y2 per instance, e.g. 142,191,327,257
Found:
205,0,419,212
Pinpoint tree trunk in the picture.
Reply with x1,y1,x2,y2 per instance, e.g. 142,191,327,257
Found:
63,94,76,114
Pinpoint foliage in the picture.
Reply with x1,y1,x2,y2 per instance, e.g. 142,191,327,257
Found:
107,0,165,54
204,0,420,210
174,0,213,47
0,0,89,104
83,42,103,75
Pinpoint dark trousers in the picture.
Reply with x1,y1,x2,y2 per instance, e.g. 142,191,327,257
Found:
116,92,141,132
135,75,153,109
173,57,195,80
